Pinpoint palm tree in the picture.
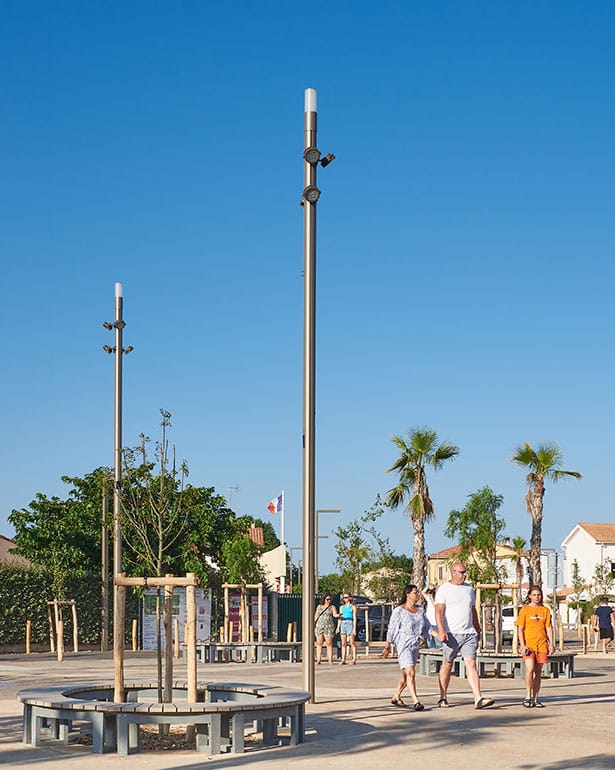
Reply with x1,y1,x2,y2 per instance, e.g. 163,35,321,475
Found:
512,442,581,587
386,427,460,588
510,536,527,605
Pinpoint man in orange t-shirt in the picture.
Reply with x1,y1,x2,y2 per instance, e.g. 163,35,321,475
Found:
516,586,554,708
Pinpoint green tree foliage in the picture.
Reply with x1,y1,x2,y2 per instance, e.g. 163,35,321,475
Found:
445,486,506,585
386,427,460,588
318,573,346,596
592,561,614,598
512,441,581,587
334,497,401,596
221,535,267,584
9,467,109,599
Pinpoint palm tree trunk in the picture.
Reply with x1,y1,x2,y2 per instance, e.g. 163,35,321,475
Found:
527,477,545,587
412,515,426,589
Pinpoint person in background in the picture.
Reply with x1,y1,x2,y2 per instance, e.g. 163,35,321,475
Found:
314,593,339,664
435,562,495,709
422,587,441,648
338,592,357,664
516,585,554,707
592,596,615,654
383,584,430,710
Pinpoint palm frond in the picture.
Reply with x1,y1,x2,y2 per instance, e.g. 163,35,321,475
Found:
385,482,411,510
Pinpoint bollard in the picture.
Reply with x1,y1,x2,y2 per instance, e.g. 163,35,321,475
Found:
132,619,138,652
26,620,31,655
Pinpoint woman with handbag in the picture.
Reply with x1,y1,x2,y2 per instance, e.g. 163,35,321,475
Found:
314,593,339,664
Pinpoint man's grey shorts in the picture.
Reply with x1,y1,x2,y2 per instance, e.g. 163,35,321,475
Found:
442,632,478,661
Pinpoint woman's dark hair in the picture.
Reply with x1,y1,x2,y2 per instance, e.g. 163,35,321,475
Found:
320,593,332,605
400,584,418,605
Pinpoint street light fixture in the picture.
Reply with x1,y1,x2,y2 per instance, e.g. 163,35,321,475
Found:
101,282,133,681
302,87,335,703
303,147,321,165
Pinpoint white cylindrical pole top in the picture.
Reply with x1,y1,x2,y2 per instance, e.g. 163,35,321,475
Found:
305,88,317,113
115,282,123,298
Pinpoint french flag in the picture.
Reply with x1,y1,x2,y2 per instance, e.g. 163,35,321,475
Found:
267,493,283,515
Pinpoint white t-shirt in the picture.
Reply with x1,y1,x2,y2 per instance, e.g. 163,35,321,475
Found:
434,581,477,635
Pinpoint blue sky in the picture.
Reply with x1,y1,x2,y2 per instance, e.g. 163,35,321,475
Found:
1,2,613,577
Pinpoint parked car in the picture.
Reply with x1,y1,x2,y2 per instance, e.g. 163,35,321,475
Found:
356,603,392,642
502,606,516,642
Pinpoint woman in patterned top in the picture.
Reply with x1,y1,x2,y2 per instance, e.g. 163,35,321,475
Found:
314,593,339,664
382,584,430,710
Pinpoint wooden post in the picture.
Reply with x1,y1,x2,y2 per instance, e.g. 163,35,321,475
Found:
53,601,61,656
164,576,174,704
174,618,180,659
131,619,138,651
239,588,246,644
186,576,197,704
114,579,126,702
287,622,293,642
512,590,519,655
47,605,55,654
71,600,79,653
558,616,564,651
223,586,229,642
26,620,31,654
57,618,64,662
257,584,263,643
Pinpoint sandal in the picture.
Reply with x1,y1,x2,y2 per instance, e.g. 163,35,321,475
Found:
522,698,533,708
391,697,407,707
437,698,450,708
413,702,425,711
533,699,545,708
474,697,494,710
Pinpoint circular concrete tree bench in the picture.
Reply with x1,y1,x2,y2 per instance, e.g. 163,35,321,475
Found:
18,680,310,755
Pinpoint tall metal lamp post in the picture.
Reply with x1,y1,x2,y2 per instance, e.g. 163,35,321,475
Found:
315,509,341,589
102,282,134,696
301,87,335,702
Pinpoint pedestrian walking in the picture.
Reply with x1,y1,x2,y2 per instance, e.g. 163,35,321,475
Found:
338,592,357,664
383,584,430,711
516,586,554,707
434,561,494,709
314,593,339,664
592,596,615,654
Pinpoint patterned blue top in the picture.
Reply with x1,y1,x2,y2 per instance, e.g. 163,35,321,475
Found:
386,605,430,668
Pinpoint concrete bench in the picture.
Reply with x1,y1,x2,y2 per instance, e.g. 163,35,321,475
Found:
418,650,575,679
18,680,310,755
180,641,302,664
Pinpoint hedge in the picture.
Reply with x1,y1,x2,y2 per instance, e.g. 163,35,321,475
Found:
0,564,138,648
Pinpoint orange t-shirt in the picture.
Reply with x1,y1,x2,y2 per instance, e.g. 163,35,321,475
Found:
515,604,552,652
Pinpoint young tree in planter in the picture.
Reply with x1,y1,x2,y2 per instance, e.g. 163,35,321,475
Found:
444,486,507,586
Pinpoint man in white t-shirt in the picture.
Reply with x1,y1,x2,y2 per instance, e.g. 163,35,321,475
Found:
434,561,494,709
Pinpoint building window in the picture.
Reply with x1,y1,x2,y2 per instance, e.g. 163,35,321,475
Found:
610,562,615,578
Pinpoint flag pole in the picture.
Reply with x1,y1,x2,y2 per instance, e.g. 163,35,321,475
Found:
280,490,285,549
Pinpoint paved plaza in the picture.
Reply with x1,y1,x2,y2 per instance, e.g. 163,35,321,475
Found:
0,648,613,769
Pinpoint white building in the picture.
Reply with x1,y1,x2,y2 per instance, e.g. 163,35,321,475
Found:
561,523,615,589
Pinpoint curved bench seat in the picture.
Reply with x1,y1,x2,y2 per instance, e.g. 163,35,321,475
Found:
18,681,310,755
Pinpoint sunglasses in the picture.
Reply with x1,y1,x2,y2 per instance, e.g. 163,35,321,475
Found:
455,570,467,574
343,595,350,599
